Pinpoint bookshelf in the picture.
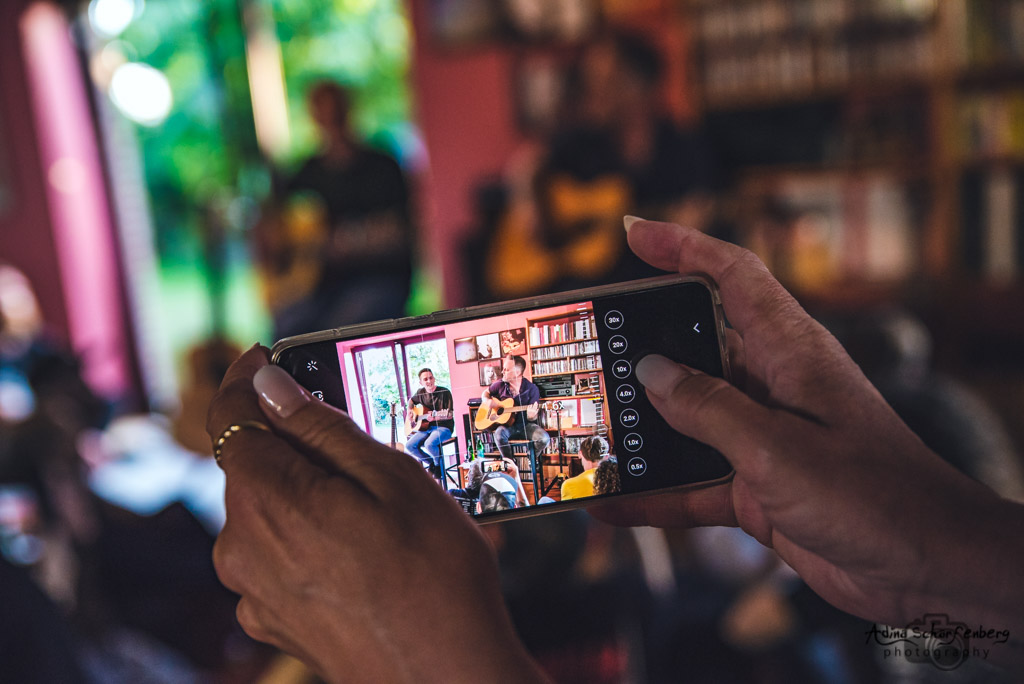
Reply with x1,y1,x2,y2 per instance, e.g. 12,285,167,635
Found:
689,0,1024,302
686,0,1024,455
525,308,611,500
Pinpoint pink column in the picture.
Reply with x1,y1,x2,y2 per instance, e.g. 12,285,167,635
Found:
20,2,131,399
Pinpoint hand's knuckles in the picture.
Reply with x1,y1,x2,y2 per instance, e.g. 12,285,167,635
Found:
236,599,276,645
296,405,364,455
212,533,249,593
671,373,735,426
206,376,258,437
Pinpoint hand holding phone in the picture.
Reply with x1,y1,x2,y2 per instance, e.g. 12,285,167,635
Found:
272,274,732,521
212,219,1024,680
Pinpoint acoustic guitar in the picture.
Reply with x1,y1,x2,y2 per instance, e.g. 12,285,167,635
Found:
485,174,630,298
388,402,402,450
405,404,452,438
475,399,562,432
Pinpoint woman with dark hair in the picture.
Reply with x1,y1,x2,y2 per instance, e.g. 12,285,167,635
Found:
560,435,609,501
593,456,620,496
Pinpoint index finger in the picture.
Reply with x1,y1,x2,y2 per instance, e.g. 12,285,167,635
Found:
625,220,807,345
206,344,272,441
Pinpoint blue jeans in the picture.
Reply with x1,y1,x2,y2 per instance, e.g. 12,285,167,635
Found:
405,427,452,468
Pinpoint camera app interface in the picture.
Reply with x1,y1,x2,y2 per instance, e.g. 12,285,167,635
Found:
279,281,730,519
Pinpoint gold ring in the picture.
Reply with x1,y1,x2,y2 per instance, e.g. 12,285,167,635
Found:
213,420,272,465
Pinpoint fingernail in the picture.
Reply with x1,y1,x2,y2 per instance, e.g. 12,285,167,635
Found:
635,354,692,396
623,215,646,233
254,365,309,418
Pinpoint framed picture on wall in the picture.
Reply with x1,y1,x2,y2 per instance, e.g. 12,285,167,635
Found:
429,0,503,48
499,328,527,356
454,337,477,364
479,359,501,386
476,333,501,360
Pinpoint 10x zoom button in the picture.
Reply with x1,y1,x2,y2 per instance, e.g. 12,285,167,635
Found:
611,359,631,379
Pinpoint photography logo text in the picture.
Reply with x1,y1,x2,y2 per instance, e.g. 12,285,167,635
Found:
865,613,1010,671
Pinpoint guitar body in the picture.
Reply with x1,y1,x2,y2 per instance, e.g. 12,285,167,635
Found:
405,404,432,438
256,198,329,313
405,403,452,438
475,398,527,431
475,399,561,431
485,174,630,298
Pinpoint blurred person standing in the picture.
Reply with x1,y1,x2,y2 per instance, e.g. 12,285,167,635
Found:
486,31,722,298
257,81,417,338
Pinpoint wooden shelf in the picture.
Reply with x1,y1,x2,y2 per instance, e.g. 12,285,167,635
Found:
529,337,597,349
532,369,602,379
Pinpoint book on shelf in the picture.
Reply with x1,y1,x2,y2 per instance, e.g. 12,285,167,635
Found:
528,314,596,346
532,355,601,376
530,339,600,361
961,167,1024,283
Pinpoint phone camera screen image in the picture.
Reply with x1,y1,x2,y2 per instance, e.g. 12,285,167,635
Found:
273,277,732,521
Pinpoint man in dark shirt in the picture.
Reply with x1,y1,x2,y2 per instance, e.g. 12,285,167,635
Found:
264,81,416,338
480,355,550,463
405,368,454,481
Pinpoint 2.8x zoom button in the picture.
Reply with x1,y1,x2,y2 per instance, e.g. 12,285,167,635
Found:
620,409,639,428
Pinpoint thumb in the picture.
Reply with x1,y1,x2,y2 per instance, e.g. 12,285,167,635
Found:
635,354,778,479
253,364,408,494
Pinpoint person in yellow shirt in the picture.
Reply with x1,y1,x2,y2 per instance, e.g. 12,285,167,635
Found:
560,435,610,501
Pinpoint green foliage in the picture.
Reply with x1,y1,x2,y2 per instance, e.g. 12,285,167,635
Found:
97,0,414,381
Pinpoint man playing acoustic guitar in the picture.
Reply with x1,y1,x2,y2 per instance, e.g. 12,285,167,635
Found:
405,368,454,482
480,355,550,464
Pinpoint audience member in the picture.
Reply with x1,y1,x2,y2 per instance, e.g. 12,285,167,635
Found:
561,435,609,501
592,456,620,496
257,80,416,338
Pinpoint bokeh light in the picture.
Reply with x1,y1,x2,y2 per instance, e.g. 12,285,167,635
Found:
109,61,173,126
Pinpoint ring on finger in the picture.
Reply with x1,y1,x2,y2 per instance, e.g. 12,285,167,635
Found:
213,420,272,465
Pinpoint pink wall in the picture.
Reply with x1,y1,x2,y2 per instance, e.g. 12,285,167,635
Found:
407,0,527,307
0,0,69,343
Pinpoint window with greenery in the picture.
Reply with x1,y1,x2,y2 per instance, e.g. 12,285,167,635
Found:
83,0,417,406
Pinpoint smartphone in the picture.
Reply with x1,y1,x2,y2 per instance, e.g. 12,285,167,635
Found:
481,459,509,474
272,274,732,522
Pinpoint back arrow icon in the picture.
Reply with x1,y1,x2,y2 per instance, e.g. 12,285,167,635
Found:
693,323,700,333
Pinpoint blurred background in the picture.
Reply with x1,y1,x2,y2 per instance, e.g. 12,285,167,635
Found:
2,0,1024,682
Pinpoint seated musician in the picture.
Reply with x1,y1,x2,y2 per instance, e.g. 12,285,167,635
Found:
405,368,454,480
480,355,550,463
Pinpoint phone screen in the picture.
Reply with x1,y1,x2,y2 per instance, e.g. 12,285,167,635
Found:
274,278,731,520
